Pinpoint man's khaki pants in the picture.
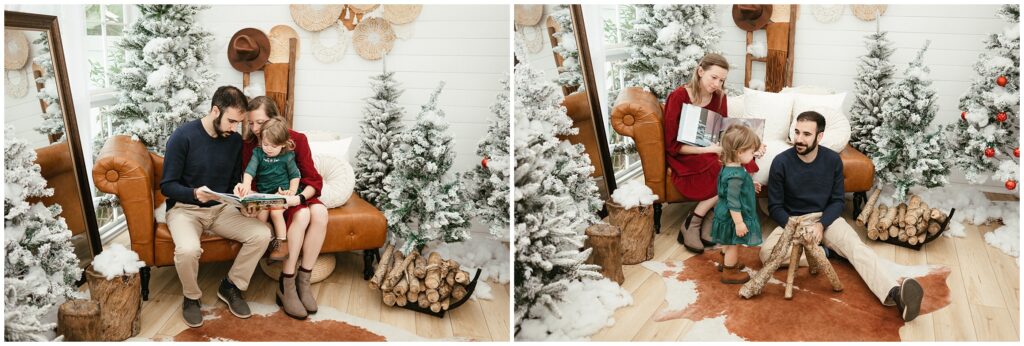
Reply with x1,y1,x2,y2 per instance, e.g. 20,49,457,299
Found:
759,217,896,305
167,203,271,300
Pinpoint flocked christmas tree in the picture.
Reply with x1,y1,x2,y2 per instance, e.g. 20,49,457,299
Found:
549,5,582,91
945,4,1020,190
622,4,723,100
465,75,511,239
354,69,406,208
5,126,82,341
513,43,602,328
381,82,473,254
32,33,64,143
871,41,950,202
849,31,896,156
101,5,216,154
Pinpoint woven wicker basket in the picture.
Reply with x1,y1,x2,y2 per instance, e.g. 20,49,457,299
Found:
514,5,544,26
348,4,379,14
851,5,887,21
290,5,345,32
353,17,396,60
259,254,336,283
383,5,423,25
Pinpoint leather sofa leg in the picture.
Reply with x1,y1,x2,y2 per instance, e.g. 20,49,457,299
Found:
362,249,378,280
852,192,867,219
140,266,151,301
653,203,663,234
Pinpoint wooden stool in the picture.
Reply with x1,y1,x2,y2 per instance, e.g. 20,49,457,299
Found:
740,212,843,299
57,299,101,341
86,267,141,341
585,223,624,284
606,201,655,265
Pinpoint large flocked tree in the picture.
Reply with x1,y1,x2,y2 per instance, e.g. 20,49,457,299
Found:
945,4,1020,190
849,31,896,155
513,43,603,329
32,33,64,142
354,70,406,207
465,75,511,239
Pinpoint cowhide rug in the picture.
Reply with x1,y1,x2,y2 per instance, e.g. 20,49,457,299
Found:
130,302,449,342
643,246,952,341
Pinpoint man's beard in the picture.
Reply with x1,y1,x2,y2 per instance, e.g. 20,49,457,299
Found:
795,137,819,155
213,113,229,138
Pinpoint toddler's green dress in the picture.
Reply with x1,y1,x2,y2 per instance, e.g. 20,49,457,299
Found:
710,165,762,246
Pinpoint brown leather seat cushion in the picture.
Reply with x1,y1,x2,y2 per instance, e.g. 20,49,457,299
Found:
152,195,386,267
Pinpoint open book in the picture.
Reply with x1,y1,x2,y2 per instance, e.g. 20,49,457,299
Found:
198,186,287,210
676,104,765,146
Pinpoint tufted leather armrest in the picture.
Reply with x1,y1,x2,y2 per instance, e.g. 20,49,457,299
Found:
840,145,875,193
92,135,158,265
611,87,668,202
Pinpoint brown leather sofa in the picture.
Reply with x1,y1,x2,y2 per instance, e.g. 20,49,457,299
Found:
92,135,387,300
30,141,94,266
610,87,875,233
560,91,604,178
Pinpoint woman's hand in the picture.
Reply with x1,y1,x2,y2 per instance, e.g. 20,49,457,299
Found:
706,143,723,155
285,195,301,207
754,144,767,158
736,222,749,238
754,182,762,194
234,183,251,197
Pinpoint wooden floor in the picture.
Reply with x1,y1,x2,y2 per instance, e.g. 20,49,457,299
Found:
105,233,510,341
591,198,1020,341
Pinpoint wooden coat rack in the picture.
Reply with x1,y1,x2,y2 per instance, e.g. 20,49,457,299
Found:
242,37,298,127
745,5,798,92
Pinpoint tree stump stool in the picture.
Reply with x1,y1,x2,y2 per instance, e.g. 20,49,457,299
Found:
606,200,655,265
584,223,625,284
86,267,141,341
57,299,101,341
740,212,842,299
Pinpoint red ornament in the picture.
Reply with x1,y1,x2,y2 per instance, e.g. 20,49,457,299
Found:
481,157,489,169
1006,179,1017,191
997,112,1007,122
1015,147,1020,157
997,75,1008,87
961,111,967,121
985,147,996,158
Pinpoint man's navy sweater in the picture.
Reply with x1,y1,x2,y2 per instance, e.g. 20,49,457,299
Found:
767,146,845,228
160,119,243,210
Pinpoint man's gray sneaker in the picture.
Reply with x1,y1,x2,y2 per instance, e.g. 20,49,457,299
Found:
182,297,203,328
218,278,252,318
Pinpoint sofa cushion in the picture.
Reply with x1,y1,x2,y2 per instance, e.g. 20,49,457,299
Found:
742,88,795,142
751,139,792,185
787,92,848,142
313,154,355,208
319,195,387,253
308,137,353,160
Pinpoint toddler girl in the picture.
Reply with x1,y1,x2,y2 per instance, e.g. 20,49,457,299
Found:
710,124,763,284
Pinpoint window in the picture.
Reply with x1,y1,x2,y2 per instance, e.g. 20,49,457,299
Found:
601,5,642,179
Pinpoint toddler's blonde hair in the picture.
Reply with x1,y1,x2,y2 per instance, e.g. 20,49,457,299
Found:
720,124,761,165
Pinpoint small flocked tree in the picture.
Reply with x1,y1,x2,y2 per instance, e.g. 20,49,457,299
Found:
354,70,406,207
871,41,950,202
4,126,82,341
513,43,602,329
622,4,722,100
32,33,64,142
549,5,582,90
849,31,896,155
465,75,511,239
101,5,216,154
381,83,473,254
945,4,1020,189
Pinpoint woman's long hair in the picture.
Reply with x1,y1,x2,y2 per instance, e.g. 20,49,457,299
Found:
242,96,282,142
685,53,729,109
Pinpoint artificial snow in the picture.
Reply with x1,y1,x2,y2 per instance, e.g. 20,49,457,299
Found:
680,316,743,341
432,236,510,286
746,41,767,58
984,216,1019,258
516,278,633,341
91,244,146,280
610,180,658,209
471,281,493,301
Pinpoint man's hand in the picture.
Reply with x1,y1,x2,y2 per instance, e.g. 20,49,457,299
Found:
234,183,251,197
808,222,825,245
754,182,763,194
195,186,217,203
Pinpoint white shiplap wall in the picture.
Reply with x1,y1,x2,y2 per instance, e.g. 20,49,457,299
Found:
712,4,1013,189
197,5,509,172
197,5,509,237
4,30,53,149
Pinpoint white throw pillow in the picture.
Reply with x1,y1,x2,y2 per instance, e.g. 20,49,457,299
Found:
308,137,353,160
786,106,851,154
751,139,792,185
781,85,835,95
302,130,342,142
727,94,747,118
313,154,355,208
787,92,847,142
742,88,795,142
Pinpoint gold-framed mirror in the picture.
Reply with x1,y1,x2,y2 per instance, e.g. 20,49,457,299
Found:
5,11,102,272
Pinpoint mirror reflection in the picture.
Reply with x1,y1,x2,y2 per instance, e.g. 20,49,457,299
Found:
4,27,95,271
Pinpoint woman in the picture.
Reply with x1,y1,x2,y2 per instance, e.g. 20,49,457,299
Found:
235,96,329,320
662,53,765,254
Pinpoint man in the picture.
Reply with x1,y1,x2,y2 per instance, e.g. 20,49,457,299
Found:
161,85,271,327
763,111,924,322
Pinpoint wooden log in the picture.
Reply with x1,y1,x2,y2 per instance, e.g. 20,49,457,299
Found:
606,200,655,264
395,292,407,306
785,244,803,300
406,258,421,295
58,299,101,341
86,267,141,341
930,208,946,223
441,297,451,311
425,252,443,289
427,288,440,303
407,290,418,303
804,244,842,292
395,276,408,295
740,219,797,298
381,251,405,291
386,251,416,290
369,243,395,290
928,221,941,235
452,285,468,301
904,196,926,226
438,284,452,299
454,270,470,285
583,223,625,284
896,203,908,228
898,228,909,242
430,301,441,313
446,271,455,286
908,234,919,245
879,204,898,229
446,260,460,276
888,224,899,238
916,216,929,234
418,292,430,308
917,233,926,244
383,292,396,306
856,188,882,226
414,253,427,279
867,204,884,240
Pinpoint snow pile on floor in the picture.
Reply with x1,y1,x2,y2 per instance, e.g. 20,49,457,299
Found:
984,215,1019,258
874,185,1019,251
516,278,633,341
610,180,658,209
432,236,510,288
680,316,744,341
471,281,493,301
92,244,146,279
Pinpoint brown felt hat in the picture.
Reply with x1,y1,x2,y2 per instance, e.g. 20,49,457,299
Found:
227,28,270,73
732,4,773,32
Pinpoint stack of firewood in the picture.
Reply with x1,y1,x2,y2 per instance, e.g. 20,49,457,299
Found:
368,244,472,312
856,190,949,245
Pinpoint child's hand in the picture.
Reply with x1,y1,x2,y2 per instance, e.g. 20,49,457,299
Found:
234,183,251,197
736,223,749,238
278,187,295,196
754,182,762,194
